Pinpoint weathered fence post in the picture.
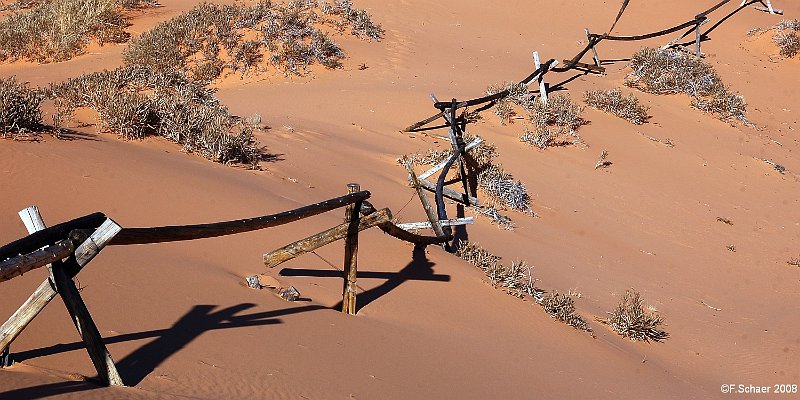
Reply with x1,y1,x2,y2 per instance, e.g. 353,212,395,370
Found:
695,18,708,57
402,159,448,242
533,51,548,104
585,28,601,67
341,183,362,315
12,209,124,386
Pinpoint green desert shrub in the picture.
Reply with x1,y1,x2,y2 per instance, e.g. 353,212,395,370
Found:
584,88,649,125
0,76,45,137
626,47,747,123
603,290,668,342
773,19,800,58
124,0,382,79
0,0,143,62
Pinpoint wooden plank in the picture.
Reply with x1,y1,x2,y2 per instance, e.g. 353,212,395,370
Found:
341,184,362,315
401,159,448,241
418,137,483,180
562,60,606,74
533,51,548,104
0,279,57,353
0,212,106,262
586,28,601,67
754,5,782,14
0,240,74,283
396,217,474,231
417,178,480,206
376,221,451,245
263,208,391,268
1,210,123,386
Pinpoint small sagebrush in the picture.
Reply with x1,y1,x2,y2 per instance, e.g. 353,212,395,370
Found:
520,94,585,149
773,19,800,58
538,291,591,332
0,0,142,62
455,241,502,273
626,47,747,123
124,0,382,79
51,66,261,166
604,290,668,342
584,88,649,125
0,76,44,138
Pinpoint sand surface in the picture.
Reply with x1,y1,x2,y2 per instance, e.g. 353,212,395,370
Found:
1,0,799,398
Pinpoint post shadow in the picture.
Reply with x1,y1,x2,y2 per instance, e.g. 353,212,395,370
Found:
281,245,449,313
0,380,98,400
12,304,325,387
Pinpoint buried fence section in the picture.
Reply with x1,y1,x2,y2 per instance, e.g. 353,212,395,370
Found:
0,208,124,386
404,0,784,134
0,188,455,385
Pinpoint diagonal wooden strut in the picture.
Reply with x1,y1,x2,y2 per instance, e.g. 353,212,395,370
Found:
0,207,124,386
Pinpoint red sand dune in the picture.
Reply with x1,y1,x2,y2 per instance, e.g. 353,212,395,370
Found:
1,0,799,398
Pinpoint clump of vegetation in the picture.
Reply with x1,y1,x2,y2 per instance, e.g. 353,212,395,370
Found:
0,0,149,63
486,82,586,149
0,76,45,138
50,66,261,166
772,19,800,58
455,241,502,272
124,0,383,79
456,241,591,333
472,204,515,230
788,258,800,267
520,94,585,149
584,88,649,125
602,290,668,342
538,291,591,332
625,47,747,123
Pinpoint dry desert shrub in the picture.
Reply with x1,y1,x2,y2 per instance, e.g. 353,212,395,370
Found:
603,290,668,342
538,291,591,332
0,76,45,138
456,241,591,332
486,83,586,149
787,258,800,267
51,66,261,166
124,0,382,79
520,94,585,149
626,47,747,123
773,19,800,58
0,0,145,62
584,88,649,125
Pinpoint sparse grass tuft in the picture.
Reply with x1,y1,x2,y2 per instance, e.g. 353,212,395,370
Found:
538,291,591,332
788,258,800,267
0,0,144,63
626,47,747,123
604,290,668,342
0,76,44,138
773,19,800,58
584,88,649,125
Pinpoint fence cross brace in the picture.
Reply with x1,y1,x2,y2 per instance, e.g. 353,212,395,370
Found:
743,0,782,15
0,207,124,386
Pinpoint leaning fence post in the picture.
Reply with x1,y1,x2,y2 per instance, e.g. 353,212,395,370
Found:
341,183,361,315
585,28,601,67
533,51,548,104
695,19,708,57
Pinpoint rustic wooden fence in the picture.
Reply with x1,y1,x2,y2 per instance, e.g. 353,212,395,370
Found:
0,184,458,386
